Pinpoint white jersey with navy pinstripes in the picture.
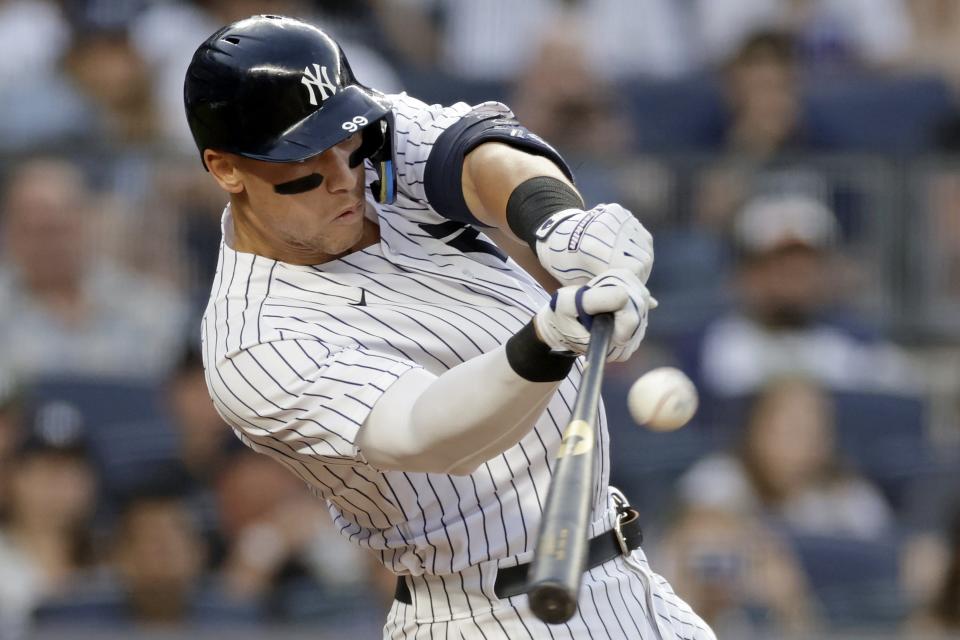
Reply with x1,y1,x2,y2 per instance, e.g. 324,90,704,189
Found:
201,93,715,639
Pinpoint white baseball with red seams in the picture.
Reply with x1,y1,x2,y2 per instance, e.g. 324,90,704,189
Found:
628,366,698,431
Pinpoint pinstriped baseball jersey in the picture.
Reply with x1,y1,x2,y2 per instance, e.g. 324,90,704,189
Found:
202,93,715,639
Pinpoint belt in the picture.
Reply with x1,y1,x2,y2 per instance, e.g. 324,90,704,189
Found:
394,506,643,605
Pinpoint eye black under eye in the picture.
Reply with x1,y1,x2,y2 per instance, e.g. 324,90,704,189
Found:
273,173,324,195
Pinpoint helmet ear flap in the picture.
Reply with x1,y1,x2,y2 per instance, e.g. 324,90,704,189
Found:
349,116,396,204
348,123,384,168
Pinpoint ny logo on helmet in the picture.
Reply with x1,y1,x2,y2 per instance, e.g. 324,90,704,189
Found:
301,64,337,106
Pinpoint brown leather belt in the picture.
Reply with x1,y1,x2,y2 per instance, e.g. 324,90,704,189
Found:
394,507,643,604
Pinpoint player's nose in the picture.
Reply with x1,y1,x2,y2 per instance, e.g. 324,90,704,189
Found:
320,145,359,194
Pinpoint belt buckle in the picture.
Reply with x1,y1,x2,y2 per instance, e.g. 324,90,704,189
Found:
609,487,632,557
613,506,631,557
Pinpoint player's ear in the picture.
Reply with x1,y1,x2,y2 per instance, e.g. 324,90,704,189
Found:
204,150,244,194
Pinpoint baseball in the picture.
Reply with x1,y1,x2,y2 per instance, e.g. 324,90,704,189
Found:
627,367,698,431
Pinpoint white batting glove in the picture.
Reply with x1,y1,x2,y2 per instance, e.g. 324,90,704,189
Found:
533,269,653,362
534,203,654,287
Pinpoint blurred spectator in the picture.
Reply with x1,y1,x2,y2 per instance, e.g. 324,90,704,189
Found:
215,451,375,616
686,32,816,233
0,0,82,151
910,507,960,634
37,487,263,629
693,0,912,72
110,490,260,627
917,169,960,330
115,493,206,624
147,160,229,318
57,20,189,254
0,158,187,381
681,193,916,399
0,369,21,528
163,345,233,562
0,367,20,468
376,0,694,81
61,25,163,152
0,0,69,87
657,506,817,637
166,346,231,486
0,400,98,638
127,0,220,154
510,15,636,159
679,376,894,539
901,0,960,91
721,30,807,161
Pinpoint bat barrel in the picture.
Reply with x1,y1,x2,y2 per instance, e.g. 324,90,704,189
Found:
528,314,614,624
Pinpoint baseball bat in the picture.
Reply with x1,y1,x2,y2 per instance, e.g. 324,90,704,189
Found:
527,313,614,624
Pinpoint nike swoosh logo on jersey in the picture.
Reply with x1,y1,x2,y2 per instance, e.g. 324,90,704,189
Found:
349,289,367,306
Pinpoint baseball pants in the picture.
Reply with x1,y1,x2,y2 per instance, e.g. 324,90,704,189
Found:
383,547,716,640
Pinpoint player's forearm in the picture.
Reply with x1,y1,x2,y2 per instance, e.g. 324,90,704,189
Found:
463,142,655,293
358,323,575,475
461,141,577,238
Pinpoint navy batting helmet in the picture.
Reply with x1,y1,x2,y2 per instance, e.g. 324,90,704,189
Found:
184,14,396,203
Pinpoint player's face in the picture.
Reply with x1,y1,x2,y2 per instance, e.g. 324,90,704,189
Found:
234,133,368,263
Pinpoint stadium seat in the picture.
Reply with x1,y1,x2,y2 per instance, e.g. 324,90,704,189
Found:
831,390,929,507
804,73,954,153
619,76,725,152
786,531,905,628
620,72,952,154
395,65,511,107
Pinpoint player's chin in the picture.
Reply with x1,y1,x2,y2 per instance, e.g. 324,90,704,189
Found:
322,225,364,255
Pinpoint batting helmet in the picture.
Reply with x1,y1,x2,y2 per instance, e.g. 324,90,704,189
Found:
184,14,396,203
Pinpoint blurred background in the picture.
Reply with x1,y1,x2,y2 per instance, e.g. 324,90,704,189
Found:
0,0,958,638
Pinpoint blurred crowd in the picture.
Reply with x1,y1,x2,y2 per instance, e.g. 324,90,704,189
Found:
2,0,960,638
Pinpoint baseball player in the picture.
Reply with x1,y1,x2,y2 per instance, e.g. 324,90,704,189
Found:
185,15,715,639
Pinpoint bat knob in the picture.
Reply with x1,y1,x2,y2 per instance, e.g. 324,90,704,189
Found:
529,582,577,624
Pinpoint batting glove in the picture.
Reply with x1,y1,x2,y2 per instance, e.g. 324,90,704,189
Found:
533,268,655,362
534,203,654,287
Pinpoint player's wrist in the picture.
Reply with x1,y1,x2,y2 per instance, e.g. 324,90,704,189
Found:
505,176,583,251
506,320,578,382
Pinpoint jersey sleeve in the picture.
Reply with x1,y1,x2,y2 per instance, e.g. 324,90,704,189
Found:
389,93,573,225
389,93,474,202
208,338,420,467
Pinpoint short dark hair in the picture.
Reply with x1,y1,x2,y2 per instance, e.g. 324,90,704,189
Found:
113,475,195,534
727,30,797,70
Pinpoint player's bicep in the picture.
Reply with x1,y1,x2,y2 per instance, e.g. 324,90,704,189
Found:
210,340,420,466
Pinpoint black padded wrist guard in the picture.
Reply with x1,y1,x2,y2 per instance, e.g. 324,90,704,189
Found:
505,320,578,382
505,176,584,251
